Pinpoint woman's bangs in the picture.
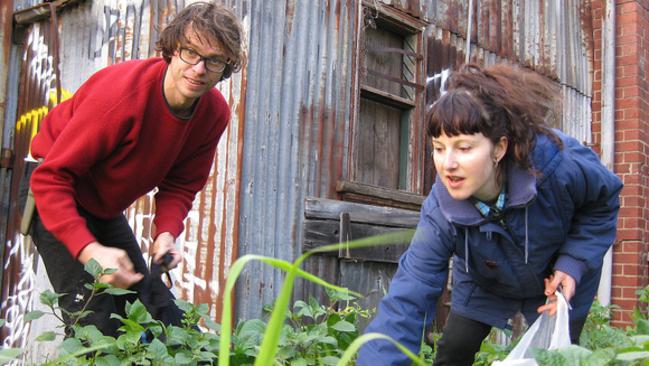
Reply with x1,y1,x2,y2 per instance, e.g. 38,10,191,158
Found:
427,91,486,138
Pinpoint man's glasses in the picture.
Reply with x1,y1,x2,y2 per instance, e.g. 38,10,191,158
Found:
178,47,229,73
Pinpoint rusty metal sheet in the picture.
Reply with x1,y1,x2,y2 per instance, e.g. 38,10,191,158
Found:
428,0,593,97
1,0,247,353
1,19,62,353
377,0,433,21
235,0,359,320
426,0,593,142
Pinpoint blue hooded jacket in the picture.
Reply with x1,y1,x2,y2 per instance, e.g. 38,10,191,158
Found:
357,130,622,365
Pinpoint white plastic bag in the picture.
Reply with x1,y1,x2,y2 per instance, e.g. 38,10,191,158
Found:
492,292,571,366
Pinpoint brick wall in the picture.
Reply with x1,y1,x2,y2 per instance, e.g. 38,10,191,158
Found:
591,0,649,327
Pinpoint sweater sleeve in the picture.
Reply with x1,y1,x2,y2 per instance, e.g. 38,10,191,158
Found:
552,137,623,284
152,107,230,239
357,194,454,366
30,95,134,258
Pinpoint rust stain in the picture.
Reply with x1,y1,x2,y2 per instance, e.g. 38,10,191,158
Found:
445,1,462,35
331,1,350,193
476,0,485,48
539,0,546,72
491,0,501,53
345,0,361,197
215,70,248,324
502,0,514,60
335,0,341,30
578,0,595,74
315,88,325,198
0,2,12,117
285,0,295,36
384,0,423,19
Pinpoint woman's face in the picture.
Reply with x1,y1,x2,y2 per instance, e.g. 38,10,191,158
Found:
432,132,508,202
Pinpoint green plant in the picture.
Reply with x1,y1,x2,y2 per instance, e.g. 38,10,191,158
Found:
580,300,630,351
0,319,23,365
17,231,425,365
633,286,649,335
473,329,513,366
216,230,426,366
273,290,372,365
225,290,374,365
25,260,221,365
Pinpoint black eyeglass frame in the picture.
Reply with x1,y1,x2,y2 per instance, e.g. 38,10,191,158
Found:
178,47,231,74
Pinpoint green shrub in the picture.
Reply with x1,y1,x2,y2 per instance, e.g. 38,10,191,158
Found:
1,231,424,366
6,237,648,365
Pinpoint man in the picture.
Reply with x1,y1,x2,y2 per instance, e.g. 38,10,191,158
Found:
28,1,244,336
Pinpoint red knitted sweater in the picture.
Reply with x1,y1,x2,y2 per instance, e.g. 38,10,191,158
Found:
30,57,230,258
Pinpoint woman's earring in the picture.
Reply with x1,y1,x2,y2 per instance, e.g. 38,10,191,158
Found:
493,158,499,168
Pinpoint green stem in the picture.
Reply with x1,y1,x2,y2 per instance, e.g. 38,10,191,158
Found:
49,304,65,324
69,278,100,330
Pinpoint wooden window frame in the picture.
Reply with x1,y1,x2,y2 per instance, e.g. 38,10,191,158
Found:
343,1,428,209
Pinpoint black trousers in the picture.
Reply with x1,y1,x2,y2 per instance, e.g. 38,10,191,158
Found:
30,208,182,337
433,312,588,366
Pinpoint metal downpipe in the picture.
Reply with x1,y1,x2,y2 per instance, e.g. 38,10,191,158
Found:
597,0,616,307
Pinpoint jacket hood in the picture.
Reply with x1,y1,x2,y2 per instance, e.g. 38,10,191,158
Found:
433,132,562,226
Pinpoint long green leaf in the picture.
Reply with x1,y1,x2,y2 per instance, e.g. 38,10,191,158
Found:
254,230,413,365
337,332,426,366
221,231,414,366
0,348,22,365
218,254,359,366
254,257,361,298
253,263,300,365
616,350,649,361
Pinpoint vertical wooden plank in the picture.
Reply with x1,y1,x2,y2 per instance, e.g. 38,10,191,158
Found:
356,98,401,188
363,26,403,96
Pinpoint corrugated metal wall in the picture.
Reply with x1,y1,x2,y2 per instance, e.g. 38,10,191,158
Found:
294,0,595,322
1,14,65,352
1,0,249,352
0,0,595,353
426,0,593,143
235,0,360,319
238,0,592,317
234,0,434,319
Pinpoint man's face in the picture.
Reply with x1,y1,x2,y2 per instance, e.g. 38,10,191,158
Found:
164,26,229,112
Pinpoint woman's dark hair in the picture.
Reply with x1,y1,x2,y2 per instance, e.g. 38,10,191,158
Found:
156,2,245,81
427,63,562,172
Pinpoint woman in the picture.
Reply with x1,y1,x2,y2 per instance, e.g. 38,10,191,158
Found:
356,63,623,365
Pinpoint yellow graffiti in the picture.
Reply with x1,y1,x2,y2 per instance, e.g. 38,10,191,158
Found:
15,89,72,155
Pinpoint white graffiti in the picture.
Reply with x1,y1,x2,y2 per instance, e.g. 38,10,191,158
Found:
426,68,450,96
26,24,58,104
1,235,37,356
1,24,57,358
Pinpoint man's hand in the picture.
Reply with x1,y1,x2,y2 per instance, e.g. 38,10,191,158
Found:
537,270,576,316
152,232,181,271
78,242,143,288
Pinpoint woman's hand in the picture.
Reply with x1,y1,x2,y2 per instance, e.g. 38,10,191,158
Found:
537,270,575,315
